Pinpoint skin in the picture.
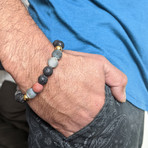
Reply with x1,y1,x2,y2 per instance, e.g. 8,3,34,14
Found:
0,0,127,137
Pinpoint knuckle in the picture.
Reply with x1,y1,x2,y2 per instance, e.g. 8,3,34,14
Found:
96,55,107,67
121,74,128,86
97,55,106,62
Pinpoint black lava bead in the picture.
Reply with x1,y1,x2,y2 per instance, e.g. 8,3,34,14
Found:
43,66,53,77
15,91,25,103
38,74,48,85
53,40,64,48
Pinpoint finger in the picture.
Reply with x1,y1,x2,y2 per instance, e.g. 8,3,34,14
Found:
103,57,127,102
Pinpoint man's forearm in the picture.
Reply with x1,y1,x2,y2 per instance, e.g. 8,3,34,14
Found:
0,0,54,91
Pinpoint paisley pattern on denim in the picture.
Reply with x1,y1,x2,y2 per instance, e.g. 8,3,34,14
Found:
26,86,144,148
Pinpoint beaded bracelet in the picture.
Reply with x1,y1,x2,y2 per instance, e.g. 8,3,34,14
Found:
15,40,64,103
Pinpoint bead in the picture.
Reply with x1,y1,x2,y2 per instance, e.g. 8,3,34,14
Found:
32,83,44,93
53,40,64,48
43,66,53,77
24,95,29,101
38,74,48,85
55,46,63,51
52,49,62,60
48,57,58,68
26,88,37,99
15,90,25,103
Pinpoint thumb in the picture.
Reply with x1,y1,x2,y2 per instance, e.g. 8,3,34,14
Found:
103,57,127,102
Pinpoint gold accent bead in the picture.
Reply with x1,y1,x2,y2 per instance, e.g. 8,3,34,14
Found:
54,46,63,51
24,95,29,101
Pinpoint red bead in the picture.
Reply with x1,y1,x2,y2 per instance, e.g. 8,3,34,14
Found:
32,83,43,93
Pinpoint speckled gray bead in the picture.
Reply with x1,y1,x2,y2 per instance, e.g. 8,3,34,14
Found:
15,90,25,103
26,88,37,99
52,50,62,60
48,57,58,68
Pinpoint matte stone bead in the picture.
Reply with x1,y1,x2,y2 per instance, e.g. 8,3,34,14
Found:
52,50,62,60
15,90,25,103
26,88,37,99
43,66,53,77
48,57,58,68
38,74,48,85
32,83,43,93
53,40,64,48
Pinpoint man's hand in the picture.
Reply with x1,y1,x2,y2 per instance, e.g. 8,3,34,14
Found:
27,50,127,137
0,0,127,137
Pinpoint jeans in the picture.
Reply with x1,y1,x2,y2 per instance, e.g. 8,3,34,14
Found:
27,85,144,148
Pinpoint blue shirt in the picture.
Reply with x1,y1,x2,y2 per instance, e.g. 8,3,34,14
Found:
28,0,148,111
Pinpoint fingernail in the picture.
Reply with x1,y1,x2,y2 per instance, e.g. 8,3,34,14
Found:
123,90,126,102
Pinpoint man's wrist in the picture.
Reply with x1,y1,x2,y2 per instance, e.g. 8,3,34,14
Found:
0,0,55,91
0,23,54,92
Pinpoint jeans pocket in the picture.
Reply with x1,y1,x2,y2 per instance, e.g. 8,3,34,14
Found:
65,95,108,141
27,85,111,147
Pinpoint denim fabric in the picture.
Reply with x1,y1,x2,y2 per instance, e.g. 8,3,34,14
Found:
26,86,144,148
